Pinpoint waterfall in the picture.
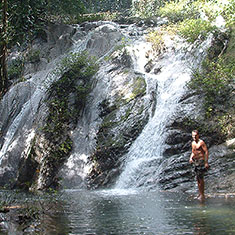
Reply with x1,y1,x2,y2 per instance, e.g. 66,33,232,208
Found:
115,34,212,190
0,26,84,168
0,20,213,189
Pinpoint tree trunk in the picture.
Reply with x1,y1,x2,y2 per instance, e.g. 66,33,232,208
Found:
0,0,8,96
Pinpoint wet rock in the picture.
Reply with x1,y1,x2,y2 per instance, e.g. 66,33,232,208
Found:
165,130,191,145
144,59,154,73
157,142,235,194
153,67,161,74
157,152,193,190
86,71,150,188
80,22,99,32
112,48,132,68
85,23,123,57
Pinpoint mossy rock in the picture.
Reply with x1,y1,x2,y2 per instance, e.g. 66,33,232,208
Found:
87,74,149,188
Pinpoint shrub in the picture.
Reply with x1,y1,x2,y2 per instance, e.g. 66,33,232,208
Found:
146,26,176,53
159,0,200,23
187,58,234,117
131,0,160,18
45,51,99,135
146,29,165,53
52,51,98,79
178,18,216,43
75,12,119,24
8,58,25,80
27,49,40,63
222,0,235,26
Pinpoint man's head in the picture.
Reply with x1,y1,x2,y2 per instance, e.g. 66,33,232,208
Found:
192,130,199,141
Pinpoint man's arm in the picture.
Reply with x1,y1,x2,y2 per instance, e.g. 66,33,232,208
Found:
189,143,194,163
201,141,209,168
189,152,194,163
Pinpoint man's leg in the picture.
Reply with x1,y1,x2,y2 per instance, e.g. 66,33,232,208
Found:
197,176,205,201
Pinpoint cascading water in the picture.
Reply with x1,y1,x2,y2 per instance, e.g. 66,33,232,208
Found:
0,21,141,187
0,24,91,180
115,34,212,190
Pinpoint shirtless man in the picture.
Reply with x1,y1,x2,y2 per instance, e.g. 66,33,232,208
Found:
189,130,209,201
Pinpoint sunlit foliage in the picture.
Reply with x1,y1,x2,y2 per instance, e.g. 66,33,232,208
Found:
188,58,234,115
177,18,216,43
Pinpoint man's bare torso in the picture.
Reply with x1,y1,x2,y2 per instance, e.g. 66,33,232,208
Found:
192,139,205,160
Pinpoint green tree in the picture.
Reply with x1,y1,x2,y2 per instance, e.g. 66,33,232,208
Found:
0,0,87,95
47,0,86,15
0,0,8,96
7,0,86,45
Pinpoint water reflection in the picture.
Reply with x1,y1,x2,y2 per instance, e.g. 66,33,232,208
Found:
0,190,235,234
62,190,235,235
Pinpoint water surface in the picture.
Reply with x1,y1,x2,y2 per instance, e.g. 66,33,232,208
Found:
59,189,235,234
1,189,235,234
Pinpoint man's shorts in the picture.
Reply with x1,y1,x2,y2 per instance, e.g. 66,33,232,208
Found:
193,159,207,179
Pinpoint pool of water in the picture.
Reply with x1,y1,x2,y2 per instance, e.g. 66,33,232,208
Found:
1,189,235,234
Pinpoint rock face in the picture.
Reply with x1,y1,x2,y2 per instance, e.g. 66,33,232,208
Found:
157,144,235,195
153,88,235,194
87,72,150,188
